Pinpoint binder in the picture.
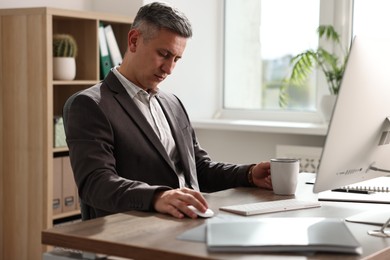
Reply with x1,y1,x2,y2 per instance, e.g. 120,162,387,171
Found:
76,185,80,210
99,22,112,79
53,157,62,215
104,24,122,67
62,156,77,212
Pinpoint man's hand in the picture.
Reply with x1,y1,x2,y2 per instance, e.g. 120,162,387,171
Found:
153,188,209,219
251,161,273,190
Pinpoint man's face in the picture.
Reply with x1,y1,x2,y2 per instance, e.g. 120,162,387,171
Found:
130,28,187,91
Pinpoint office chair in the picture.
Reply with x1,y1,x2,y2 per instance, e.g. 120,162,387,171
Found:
62,91,94,221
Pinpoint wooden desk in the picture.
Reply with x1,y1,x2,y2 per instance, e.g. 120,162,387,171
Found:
42,173,390,259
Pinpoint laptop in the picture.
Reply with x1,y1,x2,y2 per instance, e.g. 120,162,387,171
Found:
206,217,362,255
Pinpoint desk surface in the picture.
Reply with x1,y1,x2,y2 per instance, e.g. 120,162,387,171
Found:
42,173,390,260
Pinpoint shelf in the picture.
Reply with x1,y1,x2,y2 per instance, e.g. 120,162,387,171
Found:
53,210,81,221
53,80,99,85
53,147,68,153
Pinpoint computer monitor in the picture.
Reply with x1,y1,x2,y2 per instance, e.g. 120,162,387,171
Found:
313,36,390,193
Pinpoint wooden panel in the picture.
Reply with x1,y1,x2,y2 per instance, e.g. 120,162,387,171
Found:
1,12,49,260
0,7,3,259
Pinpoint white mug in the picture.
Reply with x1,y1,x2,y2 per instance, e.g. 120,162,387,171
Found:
270,158,300,195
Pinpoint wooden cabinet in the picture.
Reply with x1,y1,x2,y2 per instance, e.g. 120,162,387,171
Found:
0,7,132,260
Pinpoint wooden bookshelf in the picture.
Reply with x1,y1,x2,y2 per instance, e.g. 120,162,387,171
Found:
0,7,132,260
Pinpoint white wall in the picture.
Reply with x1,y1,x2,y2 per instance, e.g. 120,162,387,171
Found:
0,0,93,10
195,129,324,164
148,0,223,119
92,0,142,18
0,0,324,162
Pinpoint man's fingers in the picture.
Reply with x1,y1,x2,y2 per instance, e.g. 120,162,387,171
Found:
153,188,208,219
181,188,208,208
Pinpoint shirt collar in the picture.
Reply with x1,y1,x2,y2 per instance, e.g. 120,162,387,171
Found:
111,66,159,99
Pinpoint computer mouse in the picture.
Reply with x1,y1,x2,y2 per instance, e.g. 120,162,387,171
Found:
187,205,214,218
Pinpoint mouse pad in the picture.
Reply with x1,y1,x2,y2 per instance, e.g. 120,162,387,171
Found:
176,215,243,242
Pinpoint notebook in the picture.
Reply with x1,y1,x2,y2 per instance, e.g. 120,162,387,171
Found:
318,177,390,204
318,190,390,204
333,176,390,193
206,217,362,255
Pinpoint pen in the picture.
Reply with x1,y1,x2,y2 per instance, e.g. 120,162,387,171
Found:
332,188,374,194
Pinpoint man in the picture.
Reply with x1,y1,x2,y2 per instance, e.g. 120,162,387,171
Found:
64,2,272,220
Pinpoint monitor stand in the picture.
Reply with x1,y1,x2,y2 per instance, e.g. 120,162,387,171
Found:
368,217,390,237
345,210,390,237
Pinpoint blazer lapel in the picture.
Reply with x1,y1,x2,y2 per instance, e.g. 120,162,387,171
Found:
103,73,176,171
157,94,193,186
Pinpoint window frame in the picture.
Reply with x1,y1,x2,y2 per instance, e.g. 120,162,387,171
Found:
217,0,353,124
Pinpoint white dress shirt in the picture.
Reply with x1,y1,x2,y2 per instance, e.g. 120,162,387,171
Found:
112,67,188,188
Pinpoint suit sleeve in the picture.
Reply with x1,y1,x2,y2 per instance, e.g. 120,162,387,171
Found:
169,94,253,192
65,93,170,214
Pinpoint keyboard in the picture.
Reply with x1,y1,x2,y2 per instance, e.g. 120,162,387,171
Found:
219,199,321,216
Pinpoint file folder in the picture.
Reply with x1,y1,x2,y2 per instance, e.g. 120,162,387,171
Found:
53,157,62,215
99,22,112,79
104,24,123,67
76,185,80,210
62,156,77,212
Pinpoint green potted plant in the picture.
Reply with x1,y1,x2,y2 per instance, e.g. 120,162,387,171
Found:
279,25,350,120
53,34,78,80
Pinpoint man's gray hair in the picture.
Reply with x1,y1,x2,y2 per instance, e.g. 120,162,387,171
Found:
132,2,192,41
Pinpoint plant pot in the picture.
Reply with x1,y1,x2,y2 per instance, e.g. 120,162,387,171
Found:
53,57,76,80
320,94,337,122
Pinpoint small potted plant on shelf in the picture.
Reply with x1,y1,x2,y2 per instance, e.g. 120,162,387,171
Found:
279,25,350,121
53,34,78,80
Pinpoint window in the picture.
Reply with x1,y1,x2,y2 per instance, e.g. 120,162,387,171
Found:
222,0,352,122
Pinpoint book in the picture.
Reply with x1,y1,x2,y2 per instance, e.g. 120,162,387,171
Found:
53,116,66,148
98,22,112,79
104,24,122,67
206,217,362,255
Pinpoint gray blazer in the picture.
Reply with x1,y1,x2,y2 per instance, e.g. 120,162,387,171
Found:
64,71,252,218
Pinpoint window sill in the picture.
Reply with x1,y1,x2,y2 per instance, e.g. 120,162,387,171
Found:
191,119,328,136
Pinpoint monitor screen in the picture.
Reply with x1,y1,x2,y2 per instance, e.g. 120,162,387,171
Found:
313,36,390,193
